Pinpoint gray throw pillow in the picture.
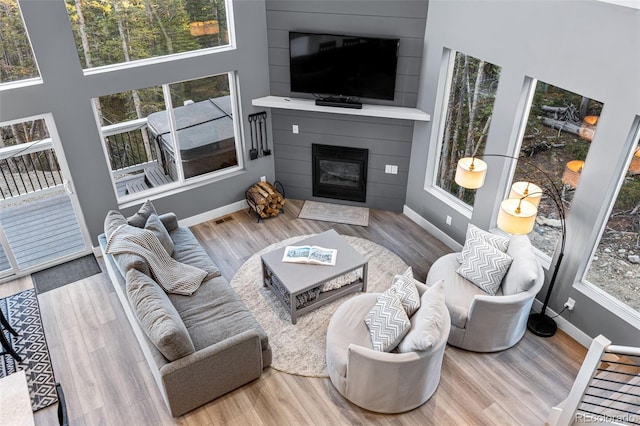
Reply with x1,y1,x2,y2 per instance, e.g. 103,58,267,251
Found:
456,236,513,295
127,199,157,228
145,213,174,256
126,268,195,361
104,210,127,239
457,223,510,263
365,293,411,352
398,279,446,353
502,235,540,295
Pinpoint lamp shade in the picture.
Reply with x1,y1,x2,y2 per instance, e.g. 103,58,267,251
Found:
561,160,585,188
497,198,538,235
455,157,487,189
509,181,542,208
628,147,640,175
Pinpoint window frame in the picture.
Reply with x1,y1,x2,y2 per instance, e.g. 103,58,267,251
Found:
577,116,640,324
68,0,236,75
96,70,245,206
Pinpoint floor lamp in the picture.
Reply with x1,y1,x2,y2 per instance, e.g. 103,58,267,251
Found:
455,154,567,337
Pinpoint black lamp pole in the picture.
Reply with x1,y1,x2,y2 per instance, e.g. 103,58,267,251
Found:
470,154,567,337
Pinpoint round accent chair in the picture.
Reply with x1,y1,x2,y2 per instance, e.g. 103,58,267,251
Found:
326,282,450,413
426,234,544,352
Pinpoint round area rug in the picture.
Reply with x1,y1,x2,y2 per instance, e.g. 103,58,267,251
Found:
229,234,408,377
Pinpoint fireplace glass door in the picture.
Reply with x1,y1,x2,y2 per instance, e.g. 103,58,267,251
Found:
312,144,368,202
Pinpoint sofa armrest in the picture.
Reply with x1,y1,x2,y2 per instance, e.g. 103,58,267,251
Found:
159,213,179,232
159,329,262,417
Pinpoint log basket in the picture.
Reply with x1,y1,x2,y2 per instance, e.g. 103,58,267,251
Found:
245,180,286,222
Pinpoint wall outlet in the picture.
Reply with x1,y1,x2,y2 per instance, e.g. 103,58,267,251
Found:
564,297,576,311
385,165,398,174
260,176,266,182
292,124,299,134
446,215,452,226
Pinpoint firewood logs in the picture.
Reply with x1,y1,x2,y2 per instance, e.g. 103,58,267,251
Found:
245,181,285,219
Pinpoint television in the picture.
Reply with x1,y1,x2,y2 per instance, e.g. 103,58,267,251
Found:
289,31,399,105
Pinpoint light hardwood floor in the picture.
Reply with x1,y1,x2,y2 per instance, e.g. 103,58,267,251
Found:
2,199,587,425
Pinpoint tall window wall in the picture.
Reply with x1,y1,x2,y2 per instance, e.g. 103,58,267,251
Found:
512,82,603,258
435,50,501,207
66,0,230,69
98,73,241,199
584,127,640,313
0,0,39,83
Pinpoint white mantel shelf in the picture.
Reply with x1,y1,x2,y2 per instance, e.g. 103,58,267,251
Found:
251,96,431,122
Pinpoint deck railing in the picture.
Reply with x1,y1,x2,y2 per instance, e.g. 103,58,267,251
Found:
548,335,640,425
0,138,63,199
101,118,159,174
0,119,161,200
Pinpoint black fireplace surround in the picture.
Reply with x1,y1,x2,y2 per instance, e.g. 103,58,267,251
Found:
312,144,368,202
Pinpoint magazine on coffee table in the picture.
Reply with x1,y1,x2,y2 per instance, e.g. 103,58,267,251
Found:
282,245,337,266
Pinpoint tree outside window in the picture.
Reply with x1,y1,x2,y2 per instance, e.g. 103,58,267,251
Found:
435,51,501,206
585,134,640,313
65,0,230,70
0,0,39,83
512,82,602,258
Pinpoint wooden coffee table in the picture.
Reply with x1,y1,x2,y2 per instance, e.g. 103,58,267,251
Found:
261,229,368,324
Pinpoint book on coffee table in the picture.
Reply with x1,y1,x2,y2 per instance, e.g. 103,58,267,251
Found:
282,245,337,266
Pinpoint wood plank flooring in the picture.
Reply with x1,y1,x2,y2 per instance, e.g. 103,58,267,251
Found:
1,199,588,425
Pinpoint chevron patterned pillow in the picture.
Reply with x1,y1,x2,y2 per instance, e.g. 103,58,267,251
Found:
382,275,421,317
457,224,510,263
365,293,411,352
456,236,513,295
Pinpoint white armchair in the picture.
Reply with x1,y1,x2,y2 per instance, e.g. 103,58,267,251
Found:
326,283,450,413
426,235,544,352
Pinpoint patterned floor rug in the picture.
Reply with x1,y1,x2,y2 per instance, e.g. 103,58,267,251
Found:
229,234,408,377
298,200,370,226
0,288,57,411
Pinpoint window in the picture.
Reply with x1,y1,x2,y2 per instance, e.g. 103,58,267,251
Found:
96,73,240,199
584,128,640,313
0,0,39,84
66,0,231,70
435,51,501,206
512,81,603,257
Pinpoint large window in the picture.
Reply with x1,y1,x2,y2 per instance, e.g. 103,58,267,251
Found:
97,73,240,199
66,0,230,69
512,82,603,257
0,0,39,84
436,50,501,206
585,130,640,313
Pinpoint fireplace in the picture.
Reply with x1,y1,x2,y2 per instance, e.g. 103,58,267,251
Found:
312,144,368,202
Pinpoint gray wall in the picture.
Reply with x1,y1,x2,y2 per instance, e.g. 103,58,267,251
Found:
265,0,428,211
0,0,274,242
406,0,640,344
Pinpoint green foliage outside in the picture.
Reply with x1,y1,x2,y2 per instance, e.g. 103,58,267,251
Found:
437,52,501,206
0,1,39,83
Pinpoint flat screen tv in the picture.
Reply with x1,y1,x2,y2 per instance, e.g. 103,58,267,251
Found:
289,31,399,102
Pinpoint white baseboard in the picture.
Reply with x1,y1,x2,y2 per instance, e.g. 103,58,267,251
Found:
402,204,462,251
178,199,247,228
532,299,591,348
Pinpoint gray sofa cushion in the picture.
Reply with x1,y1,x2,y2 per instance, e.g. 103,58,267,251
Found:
170,227,221,280
168,276,269,352
145,213,174,256
126,268,195,361
127,199,157,228
502,235,539,295
397,279,446,353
